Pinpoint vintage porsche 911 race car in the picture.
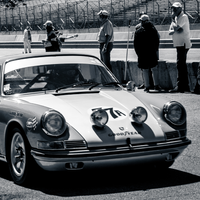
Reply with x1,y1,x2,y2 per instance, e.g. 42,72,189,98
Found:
0,52,191,185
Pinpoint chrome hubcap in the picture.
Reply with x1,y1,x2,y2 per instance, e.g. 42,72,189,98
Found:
10,132,26,177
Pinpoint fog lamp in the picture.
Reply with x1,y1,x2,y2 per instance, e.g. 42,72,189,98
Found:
130,106,147,124
91,109,108,128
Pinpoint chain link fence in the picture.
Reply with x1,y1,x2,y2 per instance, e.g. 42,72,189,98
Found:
0,0,199,32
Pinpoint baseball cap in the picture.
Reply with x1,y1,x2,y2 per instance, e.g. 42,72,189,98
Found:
139,14,149,21
171,2,182,8
44,20,53,26
97,10,109,16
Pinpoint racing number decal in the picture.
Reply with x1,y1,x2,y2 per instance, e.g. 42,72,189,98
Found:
92,107,126,120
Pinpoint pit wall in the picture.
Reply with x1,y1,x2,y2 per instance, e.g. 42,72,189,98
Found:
0,29,200,42
111,60,200,92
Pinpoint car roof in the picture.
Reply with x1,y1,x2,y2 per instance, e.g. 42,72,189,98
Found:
0,52,100,64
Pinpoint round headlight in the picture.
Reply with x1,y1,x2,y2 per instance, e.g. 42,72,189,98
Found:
91,109,108,128
130,107,147,124
163,101,186,126
41,110,67,137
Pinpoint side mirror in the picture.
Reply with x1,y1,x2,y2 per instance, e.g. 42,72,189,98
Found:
126,81,135,91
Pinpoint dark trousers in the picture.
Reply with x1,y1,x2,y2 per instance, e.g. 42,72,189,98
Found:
100,42,113,72
141,69,154,88
176,46,189,91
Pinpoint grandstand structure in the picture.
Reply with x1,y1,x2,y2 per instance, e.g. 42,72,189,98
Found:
0,0,199,32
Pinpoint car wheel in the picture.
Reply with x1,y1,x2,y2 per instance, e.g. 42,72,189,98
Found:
7,128,32,185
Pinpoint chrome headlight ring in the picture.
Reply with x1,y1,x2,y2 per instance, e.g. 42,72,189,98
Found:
163,101,186,126
129,106,148,124
41,110,67,137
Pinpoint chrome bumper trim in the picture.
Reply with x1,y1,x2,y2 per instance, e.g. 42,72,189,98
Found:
31,138,191,159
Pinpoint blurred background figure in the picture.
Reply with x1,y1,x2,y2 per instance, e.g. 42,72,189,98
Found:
42,20,60,52
23,26,32,53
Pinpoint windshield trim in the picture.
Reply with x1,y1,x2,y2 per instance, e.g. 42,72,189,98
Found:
4,55,103,74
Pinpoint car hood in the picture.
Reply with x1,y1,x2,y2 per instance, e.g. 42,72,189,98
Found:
20,90,166,147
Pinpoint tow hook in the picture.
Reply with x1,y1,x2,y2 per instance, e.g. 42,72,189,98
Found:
127,138,134,150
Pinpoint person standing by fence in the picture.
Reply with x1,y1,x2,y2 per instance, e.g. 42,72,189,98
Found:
134,11,154,90
23,26,32,53
134,14,162,93
97,10,114,72
169,2,192,93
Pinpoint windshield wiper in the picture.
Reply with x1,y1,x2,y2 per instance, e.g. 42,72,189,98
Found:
89,82,121,90
55,83,75,92
55,81,120,92
56,81,100,92
88,83,101,90
72,81,93,87
103,82,121,86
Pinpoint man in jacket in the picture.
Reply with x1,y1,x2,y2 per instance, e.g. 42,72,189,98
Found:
135,11,154,90
97,10,114,72
134,14,162,92
43,20,60,52
169,2,192,93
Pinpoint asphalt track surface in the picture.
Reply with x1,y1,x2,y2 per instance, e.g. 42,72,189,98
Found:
0,48,200,200
0,48,199,62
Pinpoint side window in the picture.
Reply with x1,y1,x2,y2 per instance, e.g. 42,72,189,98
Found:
4,69,27,94
3,66,47,95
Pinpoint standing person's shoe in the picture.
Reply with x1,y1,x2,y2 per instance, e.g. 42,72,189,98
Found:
154,85,162,91
144,87,150,93
169,86,184,93
138,84,145,89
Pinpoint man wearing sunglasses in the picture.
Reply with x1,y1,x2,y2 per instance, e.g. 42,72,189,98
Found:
169,2,192,93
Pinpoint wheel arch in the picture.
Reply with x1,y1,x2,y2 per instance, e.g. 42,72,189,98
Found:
5,121,30,160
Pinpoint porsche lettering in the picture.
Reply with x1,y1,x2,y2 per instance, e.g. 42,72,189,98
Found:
9,111,23,118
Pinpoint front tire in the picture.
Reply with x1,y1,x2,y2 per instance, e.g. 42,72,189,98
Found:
7,128,32,185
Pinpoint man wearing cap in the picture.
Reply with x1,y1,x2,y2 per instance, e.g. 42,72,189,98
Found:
97,10,114,72
134,14,162,93
169,2,192,93
43,20,60,52
135,11,154,90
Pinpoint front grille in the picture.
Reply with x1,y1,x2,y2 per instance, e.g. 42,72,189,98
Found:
64,140,87,150
165,131,180,140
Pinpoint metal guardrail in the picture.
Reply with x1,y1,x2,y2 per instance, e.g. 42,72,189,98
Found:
0,38,199,49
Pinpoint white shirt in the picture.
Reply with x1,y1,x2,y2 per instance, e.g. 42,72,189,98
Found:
23,29,31,42
97,19,114,43
169,12,192,49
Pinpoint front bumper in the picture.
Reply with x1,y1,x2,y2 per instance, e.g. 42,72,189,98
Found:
31,138,191,171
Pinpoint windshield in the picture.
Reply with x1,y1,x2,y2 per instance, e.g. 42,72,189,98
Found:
3,56,117,95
